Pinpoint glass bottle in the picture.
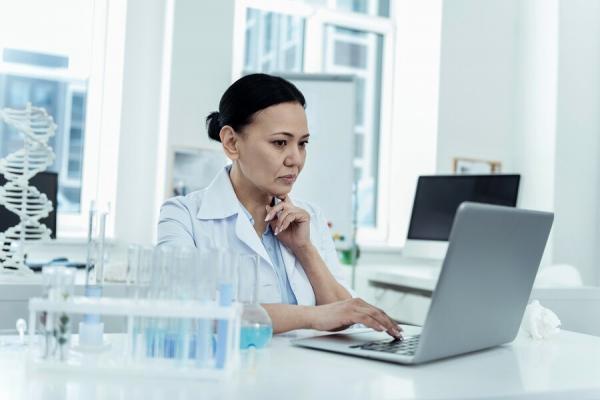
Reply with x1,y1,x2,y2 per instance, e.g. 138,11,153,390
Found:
237,254,273,349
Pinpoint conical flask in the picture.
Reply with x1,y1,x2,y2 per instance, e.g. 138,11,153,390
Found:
238,254,273,349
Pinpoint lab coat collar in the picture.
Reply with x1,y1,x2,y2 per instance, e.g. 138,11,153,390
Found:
197,165,274,267
196,165,239,220
196,166,302,298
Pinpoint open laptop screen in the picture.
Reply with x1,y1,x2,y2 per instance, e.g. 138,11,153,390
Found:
407,174,520,241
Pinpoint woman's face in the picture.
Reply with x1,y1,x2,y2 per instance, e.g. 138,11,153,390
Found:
236,102,309,198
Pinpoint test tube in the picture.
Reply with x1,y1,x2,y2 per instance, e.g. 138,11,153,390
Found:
169,246,195,361
84,202,108,293
145,247,161,358
80,202,108,349
126,244,141,296
54,267,75,361
83,204,108,314
136,246,154,360
41,267,56,359
126,244,141,359
215,249,237,369
148,245,174,359
40,267,75,361
193,246,218,367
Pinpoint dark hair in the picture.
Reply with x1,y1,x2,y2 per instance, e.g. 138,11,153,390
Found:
206,73,306,142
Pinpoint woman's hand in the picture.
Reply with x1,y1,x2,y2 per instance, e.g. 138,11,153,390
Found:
308,298,403,339
265,196,311,253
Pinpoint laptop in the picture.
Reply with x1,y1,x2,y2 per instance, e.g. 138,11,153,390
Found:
292,202,553,364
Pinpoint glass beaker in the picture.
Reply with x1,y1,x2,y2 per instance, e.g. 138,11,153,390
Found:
237,254,272,349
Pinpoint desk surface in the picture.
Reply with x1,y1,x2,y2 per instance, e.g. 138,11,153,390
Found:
1,327,599,400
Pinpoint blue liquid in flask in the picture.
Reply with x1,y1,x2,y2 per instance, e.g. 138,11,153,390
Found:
240,324,272,349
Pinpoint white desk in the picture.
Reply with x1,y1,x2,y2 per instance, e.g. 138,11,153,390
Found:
1,328,600,399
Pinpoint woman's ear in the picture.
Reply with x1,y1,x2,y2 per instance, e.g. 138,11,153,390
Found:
220,125,239,160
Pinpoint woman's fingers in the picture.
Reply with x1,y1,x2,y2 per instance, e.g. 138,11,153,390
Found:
366,307,402,338
274,210,310,235
265,202,288,221
355,314,387,332
265,195,296,221
265,204,281,222
352,301,402,339
267,208,290,234
275,212,298,235
311,299,403,339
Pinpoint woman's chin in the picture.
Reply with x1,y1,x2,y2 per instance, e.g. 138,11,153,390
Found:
271,187,292,198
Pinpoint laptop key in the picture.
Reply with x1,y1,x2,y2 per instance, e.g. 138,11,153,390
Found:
356,335,421,354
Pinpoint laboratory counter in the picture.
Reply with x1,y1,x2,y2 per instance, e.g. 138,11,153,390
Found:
1,326,600,399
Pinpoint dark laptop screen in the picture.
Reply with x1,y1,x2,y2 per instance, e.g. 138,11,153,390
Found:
0,171,58,239
407,174,520,241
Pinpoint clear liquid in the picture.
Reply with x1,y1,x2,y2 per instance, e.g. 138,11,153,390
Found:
83,285,103,324
240,325,272,349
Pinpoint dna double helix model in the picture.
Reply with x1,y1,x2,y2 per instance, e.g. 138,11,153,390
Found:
0,103,56,274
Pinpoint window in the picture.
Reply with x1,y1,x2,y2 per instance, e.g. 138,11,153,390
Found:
323,25,384,226
0,0,126,237
244,9,305,73
293,0,390,17
235,0,394,241
0,1,95,215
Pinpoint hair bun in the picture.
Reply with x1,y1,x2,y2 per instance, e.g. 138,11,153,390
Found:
205,73,306,143
206,111,222,142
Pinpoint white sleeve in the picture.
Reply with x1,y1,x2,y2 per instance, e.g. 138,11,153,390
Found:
312,204,357,297
157,197,196,247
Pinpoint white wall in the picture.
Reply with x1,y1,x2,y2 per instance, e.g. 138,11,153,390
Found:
113,0,169,246
513,0,558,267
513,0,558,213
434,0,600,284
436,0,520,174
166,0,235,151
385,0,442,247
553,0,600,285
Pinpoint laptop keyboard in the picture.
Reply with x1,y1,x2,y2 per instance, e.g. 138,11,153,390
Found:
350,335,420,356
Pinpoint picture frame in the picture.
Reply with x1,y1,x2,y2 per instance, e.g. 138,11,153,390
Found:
452,157,502,174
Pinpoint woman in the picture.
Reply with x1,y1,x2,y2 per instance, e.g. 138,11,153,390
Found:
158,73,401,339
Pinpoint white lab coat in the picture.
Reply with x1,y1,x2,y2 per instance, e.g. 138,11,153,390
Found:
157,166,353,305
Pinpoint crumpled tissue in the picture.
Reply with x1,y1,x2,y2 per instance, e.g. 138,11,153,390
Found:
521,300,561,340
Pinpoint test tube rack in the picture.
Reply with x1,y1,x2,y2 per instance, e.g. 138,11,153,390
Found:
27,296,242,380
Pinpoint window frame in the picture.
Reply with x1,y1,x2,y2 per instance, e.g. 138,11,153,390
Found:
233,0,396,246
57,0,127,239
